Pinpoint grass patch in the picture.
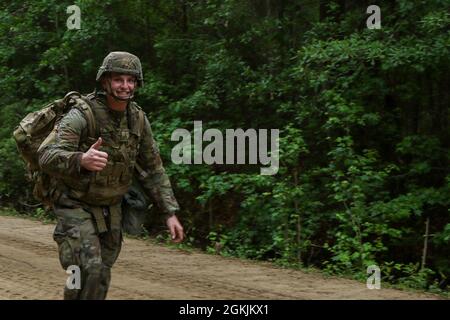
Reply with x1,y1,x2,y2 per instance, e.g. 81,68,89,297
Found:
0,206,56,224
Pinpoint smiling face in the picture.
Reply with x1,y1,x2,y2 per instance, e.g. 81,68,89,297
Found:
102,72,137,100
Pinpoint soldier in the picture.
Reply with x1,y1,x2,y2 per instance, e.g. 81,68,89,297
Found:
38,51,184,300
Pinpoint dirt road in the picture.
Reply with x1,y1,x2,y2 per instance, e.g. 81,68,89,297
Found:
0,215,441,300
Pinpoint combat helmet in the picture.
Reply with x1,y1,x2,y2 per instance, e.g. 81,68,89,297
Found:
96,51,143,86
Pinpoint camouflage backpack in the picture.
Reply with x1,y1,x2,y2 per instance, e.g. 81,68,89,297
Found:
13,91,96,206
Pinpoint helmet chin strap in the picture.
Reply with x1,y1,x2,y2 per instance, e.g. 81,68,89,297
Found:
105,78,135,102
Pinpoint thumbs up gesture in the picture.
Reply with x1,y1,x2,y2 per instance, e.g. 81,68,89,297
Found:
80,137,109,171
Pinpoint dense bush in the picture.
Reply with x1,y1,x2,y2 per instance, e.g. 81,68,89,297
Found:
1,0,448,292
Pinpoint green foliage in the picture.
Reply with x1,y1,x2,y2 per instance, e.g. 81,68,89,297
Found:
1,0,449,294
31,207,56,223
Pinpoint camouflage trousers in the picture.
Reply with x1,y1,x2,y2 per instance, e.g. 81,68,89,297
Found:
52,204,122,300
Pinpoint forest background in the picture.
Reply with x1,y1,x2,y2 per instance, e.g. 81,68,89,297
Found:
0,0,448,294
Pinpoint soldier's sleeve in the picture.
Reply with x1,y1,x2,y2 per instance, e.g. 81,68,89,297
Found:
38,108,87,179
136,116,180,217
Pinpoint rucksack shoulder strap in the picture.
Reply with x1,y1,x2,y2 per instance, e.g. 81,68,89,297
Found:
131,102,146,136
70,95,97,138
128,101,145,139
62,91,82,104
138,107,145,136
129,103,147,179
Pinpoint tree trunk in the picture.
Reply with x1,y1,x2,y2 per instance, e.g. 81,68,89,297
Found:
293,168,302,265
181,0,188,33
209,200,213,231
421,217,430,270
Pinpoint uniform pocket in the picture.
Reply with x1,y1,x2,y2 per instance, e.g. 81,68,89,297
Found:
94,162,113,186
53,219,81,243
53,219,82,269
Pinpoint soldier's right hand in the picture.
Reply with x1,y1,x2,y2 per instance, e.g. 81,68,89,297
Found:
80,137,109,171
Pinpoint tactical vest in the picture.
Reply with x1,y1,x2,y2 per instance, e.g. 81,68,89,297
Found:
57,93,145,208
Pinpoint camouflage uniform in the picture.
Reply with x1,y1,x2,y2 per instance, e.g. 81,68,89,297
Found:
38,52,179,300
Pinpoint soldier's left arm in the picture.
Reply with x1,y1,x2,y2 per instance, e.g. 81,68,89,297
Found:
135,116,180,217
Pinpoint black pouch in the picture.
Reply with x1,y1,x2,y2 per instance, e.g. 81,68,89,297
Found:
121,178,151,235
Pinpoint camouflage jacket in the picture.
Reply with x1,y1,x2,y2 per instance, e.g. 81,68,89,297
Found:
38,92,179,216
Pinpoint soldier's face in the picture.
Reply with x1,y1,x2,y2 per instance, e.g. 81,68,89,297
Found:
104,73,137,99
